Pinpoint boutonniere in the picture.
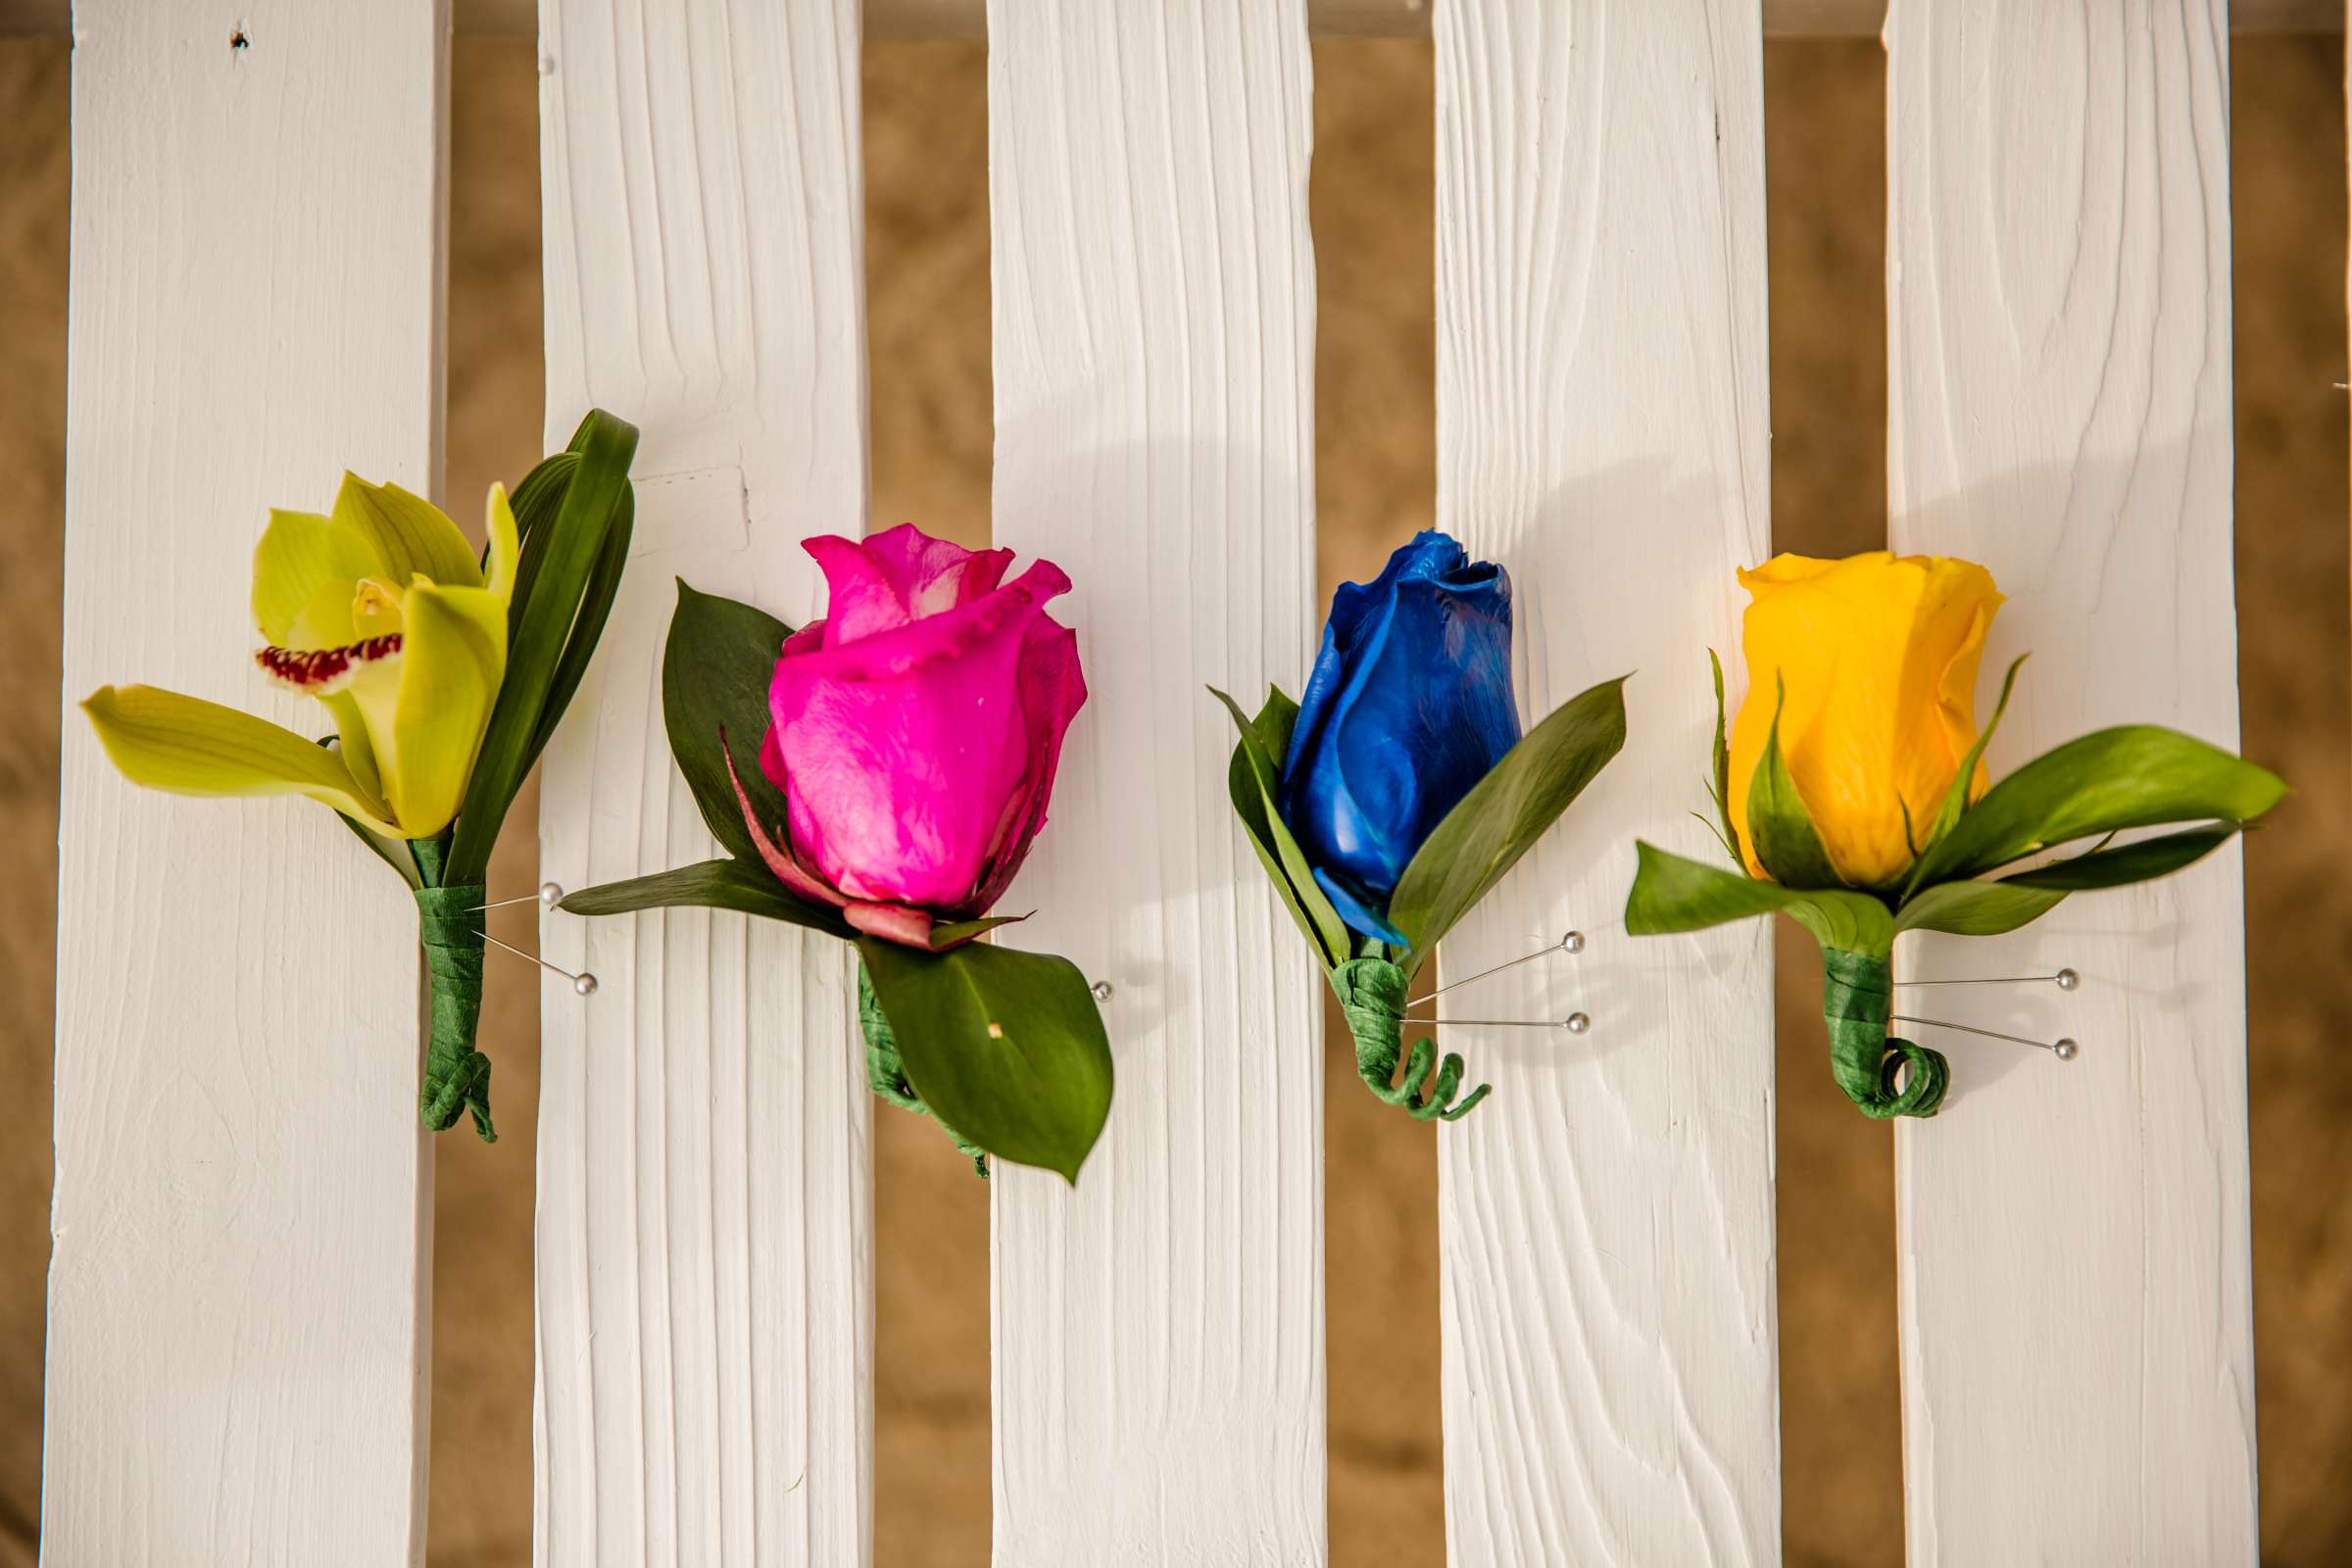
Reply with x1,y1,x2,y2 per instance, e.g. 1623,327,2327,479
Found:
1214,529,1626,1120
1626,550,2285,1117
80,411,641,1140
561,523,1111,1182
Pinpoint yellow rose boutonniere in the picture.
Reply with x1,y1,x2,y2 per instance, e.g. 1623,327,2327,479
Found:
1625,550,2284,1119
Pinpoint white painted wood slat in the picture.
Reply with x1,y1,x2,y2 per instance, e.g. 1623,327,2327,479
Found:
533,1,872,1562
1432,2,1782,1562
1886,3,2257,1561
46,3,449,1562
984,1,1325,1560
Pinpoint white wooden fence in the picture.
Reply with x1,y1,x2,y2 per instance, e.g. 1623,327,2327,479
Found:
38,0,2298,1562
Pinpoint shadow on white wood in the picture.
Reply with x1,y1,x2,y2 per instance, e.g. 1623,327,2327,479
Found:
533,0,873,1562
1433,2,1783,1563
1886,2,2257,1560
46,3,449,1562
984,0,1327,1561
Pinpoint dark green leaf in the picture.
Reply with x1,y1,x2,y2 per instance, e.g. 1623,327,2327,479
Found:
449,409,640,885
1625,840,1894,957
1386,676,1628,965
1706,650,1743,870
1209,685,1348,969
1744,676,1844,890
1902,654,2025,900
333,808,422,889
1911,724,2286,887
665,580,795,864
859,937,1114,1183
499,448,579,577
560,857,856,940
2000,822,2243,890
1893,879,2067,937
524,484,635,772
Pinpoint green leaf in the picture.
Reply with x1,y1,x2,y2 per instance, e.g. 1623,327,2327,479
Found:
1999,822,2243,890
1911,724,2286,887
1893,879,2068,937
1902,654,2025,900
525,484,635,772
859,937,1114,1183
1744,675,1844,890
448,409,640,885
560,857,856,940
1386,675,1629,965
1625,840,1894,957
1706,649,1743,870
1210,685,1349,969
666,580,795,865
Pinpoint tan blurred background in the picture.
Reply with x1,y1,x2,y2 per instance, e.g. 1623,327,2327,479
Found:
3,31,2347,1568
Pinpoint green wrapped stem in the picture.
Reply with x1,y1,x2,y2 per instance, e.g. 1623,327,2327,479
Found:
415,882,497,1142
858,962,988,1177
1331,957,1490,1122
1822,947,1947,1119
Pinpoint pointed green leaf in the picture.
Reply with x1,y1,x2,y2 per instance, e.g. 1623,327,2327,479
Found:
1745,675,1845,890
859,937,1114,1183
1902,655,2026,900
1387,675,1628,964
665,580,794,865
1893,879,2067,937
447,409,639,885
1625,840,1894,957
560,857,857,938
1911,724,2286,887
1999,822,2243,891
1210,684,1348,969
1706,649,1743,870
525,484,634,771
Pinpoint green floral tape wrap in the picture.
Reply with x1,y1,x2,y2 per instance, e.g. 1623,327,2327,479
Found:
415,882,496,1142
1331,956,1490,1122
858,962,988,1177
1822,947,1947,1120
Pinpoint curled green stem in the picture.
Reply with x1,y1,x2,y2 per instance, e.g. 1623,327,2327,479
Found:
1331,957,1491,1122
1822,947,1947,1119
415,880,496,1142
858,962,988,1177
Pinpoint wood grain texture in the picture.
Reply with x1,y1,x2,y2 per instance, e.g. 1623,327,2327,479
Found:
45,4,448,1562
1886,3,2257,1561
1432,3,1782,1562
984,2,1325,1561
532,1,872,1562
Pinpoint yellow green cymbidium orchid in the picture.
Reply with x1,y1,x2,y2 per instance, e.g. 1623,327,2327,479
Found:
83,473,520,841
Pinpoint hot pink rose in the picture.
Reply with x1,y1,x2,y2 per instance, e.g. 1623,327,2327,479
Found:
727,522,1087,949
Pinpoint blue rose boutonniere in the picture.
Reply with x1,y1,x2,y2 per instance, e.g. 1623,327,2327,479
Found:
1213,530,1627,1120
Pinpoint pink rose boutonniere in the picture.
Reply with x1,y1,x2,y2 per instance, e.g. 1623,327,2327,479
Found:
565,524,1110,1181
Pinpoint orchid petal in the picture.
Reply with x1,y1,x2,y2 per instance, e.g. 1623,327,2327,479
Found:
483,482,520,602
333,472,482,590
380,582,506,838
81,683,403,836
252,509,383,647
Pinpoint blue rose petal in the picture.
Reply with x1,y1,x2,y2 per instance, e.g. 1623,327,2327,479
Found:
1278,529,1521,944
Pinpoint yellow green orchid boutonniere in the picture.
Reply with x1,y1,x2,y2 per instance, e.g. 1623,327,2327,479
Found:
1625,551,2285,1119
81,410,641,1141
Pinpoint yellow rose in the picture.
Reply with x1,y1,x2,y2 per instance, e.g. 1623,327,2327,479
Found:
1726,551,2003,888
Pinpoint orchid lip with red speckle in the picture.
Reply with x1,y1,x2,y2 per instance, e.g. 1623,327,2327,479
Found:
256,633,403,697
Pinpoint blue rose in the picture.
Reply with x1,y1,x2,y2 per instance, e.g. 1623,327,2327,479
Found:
1279,529,1520,945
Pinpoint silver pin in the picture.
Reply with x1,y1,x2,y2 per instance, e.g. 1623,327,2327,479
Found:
1409,929,1585,1007
1090,980,1114,1003
1404,1014,1589,1033
482,931,599,997
1892,1013,2076,1060
470,881,565,913
1893,966,2079,991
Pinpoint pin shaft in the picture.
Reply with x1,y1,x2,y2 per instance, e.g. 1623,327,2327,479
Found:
483,931,598,995
1408,930,1583,1006
1891,1013,2064,1054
